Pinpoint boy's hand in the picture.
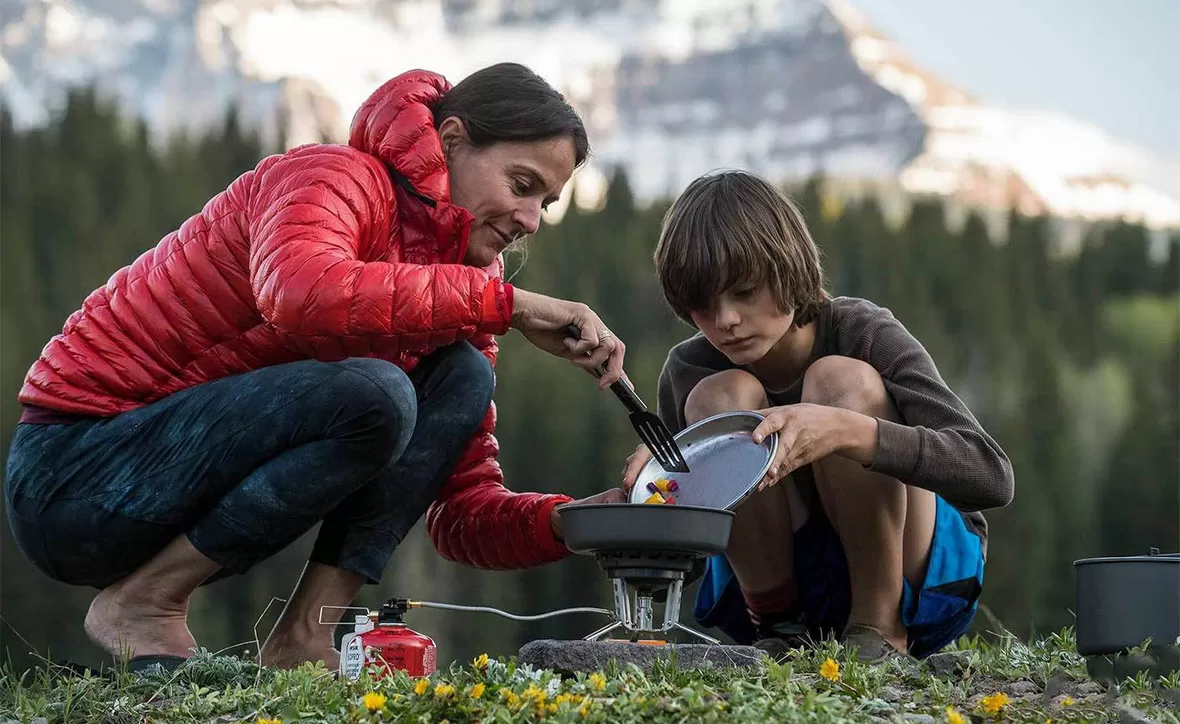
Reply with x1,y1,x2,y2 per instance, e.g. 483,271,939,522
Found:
751,404,876,490
621,444,652,491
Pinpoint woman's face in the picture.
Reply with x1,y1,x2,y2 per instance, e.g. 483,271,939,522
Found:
439,117,575,268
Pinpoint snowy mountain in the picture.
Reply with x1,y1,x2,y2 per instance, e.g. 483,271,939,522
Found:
3,0,1177,228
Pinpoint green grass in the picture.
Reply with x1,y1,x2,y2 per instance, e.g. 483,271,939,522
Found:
1,630,1177,723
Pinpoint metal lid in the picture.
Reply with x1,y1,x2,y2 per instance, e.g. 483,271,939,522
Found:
628,411,777,510
1074,553,1180,566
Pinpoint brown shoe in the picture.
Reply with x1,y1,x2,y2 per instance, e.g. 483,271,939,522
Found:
752,619,814,662
841,623,908,663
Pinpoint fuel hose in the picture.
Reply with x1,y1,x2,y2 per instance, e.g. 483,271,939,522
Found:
409,600,612,621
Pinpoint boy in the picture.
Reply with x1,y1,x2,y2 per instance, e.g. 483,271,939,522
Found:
622,170,1014,662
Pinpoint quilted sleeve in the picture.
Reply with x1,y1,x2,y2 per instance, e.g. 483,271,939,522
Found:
246,146,512,346
424,331,574,569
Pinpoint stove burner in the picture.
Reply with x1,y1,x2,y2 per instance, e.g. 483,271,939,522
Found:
582,549,719,645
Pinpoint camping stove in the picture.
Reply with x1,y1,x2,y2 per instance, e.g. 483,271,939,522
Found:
581,548,719,644
555,502,738,645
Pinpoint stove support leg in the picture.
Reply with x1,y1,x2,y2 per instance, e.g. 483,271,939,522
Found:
660,579,683,631
612,578,633,630
671,622,722,645
583,621,623,641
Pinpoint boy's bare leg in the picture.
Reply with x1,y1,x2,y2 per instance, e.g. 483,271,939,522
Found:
84,534,219,660
801,356,936,655
260,562,363,670
685,371,802,616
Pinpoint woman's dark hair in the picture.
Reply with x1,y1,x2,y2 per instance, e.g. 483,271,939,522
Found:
433,62,590,167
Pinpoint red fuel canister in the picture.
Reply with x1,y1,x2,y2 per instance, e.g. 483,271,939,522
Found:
340,598,437,680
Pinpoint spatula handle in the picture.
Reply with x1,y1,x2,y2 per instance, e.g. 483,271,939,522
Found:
563,325,649,414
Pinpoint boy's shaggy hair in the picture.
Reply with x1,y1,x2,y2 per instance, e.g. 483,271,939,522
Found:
653,170,828,327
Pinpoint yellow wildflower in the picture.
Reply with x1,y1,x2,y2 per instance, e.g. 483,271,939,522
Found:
819,657,840,682
579,700,591,717
945,705,965,724
362,692,387,711
1062,696,1075,706
434,683,456,699
413,678,430,695
257,718,282,724
588,673,607,692
555,693,583,707
469,682,486,699
499,688,524,710
980,692,1010,714
473,653,489,671
546,703,559,714
521,684,547,711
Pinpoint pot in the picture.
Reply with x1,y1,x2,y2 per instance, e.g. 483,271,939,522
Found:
1073,548,1180,657
558,503,734,558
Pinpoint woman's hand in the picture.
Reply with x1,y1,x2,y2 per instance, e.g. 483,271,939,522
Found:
550,487,627,541
621,443,652,492
750,404,878,490
511,288,626,389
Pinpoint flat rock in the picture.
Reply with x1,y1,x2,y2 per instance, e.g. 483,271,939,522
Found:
519,639,765,675
1007,680,1039,696
924,651,970,676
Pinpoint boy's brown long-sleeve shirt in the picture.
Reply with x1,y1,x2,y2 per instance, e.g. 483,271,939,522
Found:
657,296,1014,555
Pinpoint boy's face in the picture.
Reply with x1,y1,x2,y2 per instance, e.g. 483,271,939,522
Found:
690,283,795,365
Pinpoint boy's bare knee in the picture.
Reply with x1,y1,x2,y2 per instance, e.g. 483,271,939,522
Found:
685,370,769,424
802,356,894,418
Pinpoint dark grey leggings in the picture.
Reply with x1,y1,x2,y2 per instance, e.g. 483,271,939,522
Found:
4,343,493,588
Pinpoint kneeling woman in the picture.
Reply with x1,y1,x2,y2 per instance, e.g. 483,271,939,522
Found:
5,63,624,671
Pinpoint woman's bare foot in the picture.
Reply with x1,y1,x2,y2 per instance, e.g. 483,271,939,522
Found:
82,534,220,661
259,629,340,670
258,562,362,670
84,583,196,660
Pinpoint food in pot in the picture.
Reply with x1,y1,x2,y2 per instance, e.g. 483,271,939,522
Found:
643,492,666,505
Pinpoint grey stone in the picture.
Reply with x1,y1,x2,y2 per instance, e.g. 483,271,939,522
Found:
1116,704,1155,723
1160,688,1180,708
1042,668,1070,705
518,639,765,675
879,685,907,702
924,650,970,676
1077,680,1106,696
902,715,935,724
1007,680,1039,696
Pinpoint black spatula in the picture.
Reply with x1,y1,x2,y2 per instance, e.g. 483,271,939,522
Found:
565,325,690,473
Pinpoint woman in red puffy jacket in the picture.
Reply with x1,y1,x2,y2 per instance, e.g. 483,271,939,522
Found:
4,63,628,672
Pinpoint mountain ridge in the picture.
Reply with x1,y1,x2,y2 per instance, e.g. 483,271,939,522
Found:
3,0,1176,228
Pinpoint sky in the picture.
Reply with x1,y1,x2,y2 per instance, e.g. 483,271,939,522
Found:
848,0,1179,156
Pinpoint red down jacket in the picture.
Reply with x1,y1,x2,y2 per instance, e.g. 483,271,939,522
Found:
17,69,575,570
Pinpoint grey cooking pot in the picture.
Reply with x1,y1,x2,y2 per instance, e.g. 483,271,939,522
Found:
558,503,734,557
1074,548,1180,656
